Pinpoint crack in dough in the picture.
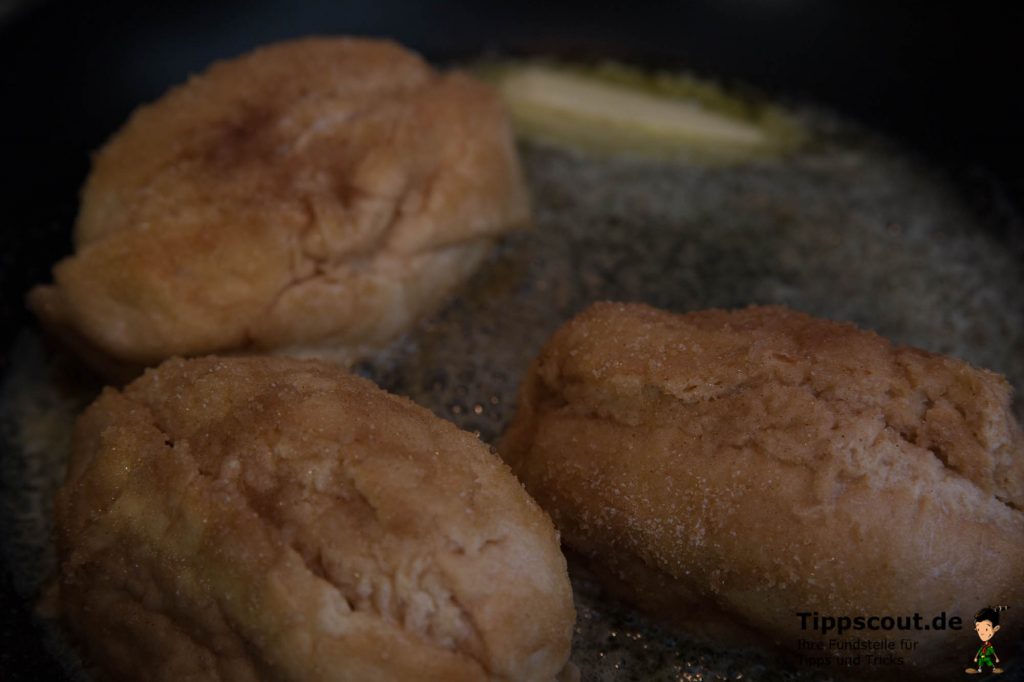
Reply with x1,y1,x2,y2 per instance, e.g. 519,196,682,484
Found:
54,356,575,682
500,302,1024,678
28,38,530,379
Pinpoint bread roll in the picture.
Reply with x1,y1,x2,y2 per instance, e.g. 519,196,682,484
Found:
54,356,574,681
29,38,529,379
500,302,1024,677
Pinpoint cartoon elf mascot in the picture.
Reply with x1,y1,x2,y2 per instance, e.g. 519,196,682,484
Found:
966,605,1009,675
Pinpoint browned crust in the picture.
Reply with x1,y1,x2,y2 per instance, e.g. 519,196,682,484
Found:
500,302,1024,678
56,355,573,681
29,38,529,374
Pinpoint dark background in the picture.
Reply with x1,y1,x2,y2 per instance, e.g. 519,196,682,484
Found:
1,1,1022,678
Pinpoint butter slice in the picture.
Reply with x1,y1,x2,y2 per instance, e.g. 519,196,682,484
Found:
493,64,796,160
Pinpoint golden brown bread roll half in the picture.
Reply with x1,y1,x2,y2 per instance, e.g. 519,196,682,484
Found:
53,356,574,681
29,37,529,378
500,302,1024,678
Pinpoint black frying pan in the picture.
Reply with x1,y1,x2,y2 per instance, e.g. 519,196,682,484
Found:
2,2,1022,679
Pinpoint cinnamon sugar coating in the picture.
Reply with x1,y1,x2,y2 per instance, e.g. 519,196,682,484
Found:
30,38,529,378
501,303,1024,677
55,356,573,681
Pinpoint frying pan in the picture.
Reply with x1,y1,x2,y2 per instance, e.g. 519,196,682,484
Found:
1,2,1022,679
